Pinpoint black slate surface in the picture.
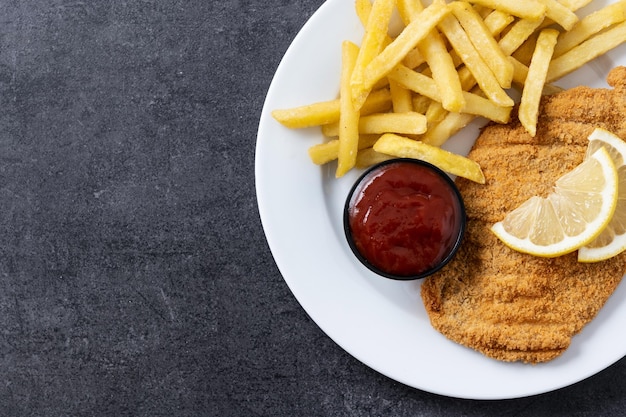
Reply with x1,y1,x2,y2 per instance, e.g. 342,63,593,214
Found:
0,0,625,416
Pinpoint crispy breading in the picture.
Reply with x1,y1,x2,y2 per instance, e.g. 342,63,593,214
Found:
421,66,626,364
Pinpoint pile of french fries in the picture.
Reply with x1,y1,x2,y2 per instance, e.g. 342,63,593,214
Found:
272,0,626,181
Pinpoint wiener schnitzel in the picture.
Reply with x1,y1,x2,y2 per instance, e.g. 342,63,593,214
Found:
421,66,626,363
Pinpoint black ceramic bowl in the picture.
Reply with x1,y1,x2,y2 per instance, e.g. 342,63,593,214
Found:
344,158,466,281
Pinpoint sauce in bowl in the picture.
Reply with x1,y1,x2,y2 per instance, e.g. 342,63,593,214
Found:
344,159,466,280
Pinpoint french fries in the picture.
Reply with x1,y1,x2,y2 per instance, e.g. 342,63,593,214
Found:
553,0,626,57
336,41,361,178
353,0,451,109
542,0,579,31
450,1,514,88
351,0,396,108
467,0,546,20
272,0,626,180
519,29,560,137
418,30,466,112
438,12,514,107
373,133,486,183
547,20,626,83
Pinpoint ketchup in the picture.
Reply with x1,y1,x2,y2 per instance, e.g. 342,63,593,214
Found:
345,160,465,278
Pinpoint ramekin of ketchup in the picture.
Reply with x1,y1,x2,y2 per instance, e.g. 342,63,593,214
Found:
344,158,466,280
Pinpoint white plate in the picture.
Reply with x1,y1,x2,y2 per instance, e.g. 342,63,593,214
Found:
256,0,626,400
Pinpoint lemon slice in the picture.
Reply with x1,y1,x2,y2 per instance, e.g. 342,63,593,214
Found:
578,129,626,262
491,147,618,257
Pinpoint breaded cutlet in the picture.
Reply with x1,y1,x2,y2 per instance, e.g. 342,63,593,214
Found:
421,66,626,363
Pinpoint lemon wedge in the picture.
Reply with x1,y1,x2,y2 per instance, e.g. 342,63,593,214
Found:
491,146,618,257
578,129,626,262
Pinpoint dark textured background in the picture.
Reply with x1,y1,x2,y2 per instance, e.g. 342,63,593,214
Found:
0,0,624,415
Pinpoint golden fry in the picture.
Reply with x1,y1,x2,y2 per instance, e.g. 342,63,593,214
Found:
499,19,544,56
355,0,373,26
274,0,626,179
389,78,414,112
482,9,515,36
389,64,511,122
359,88,394,115
355,0,451,108
450,1,514,88
351,0,396,101
308,140,341,165
462,89,511,123
309,135,380,165
465,0,546,20
412,95,432,113
512,31,539,66
403,47,426,68
373,133,485,183
418,30,466,112
541,0,579,30
322,111,429,137
553,0,626,57
438,14,513,107
422,112,476,147
388,64,440,100
355,147,394,168
559,0,593,11
403,1,464,113
336,41,361,178
396,0,425,24
272,101,339,129
358,112,428,135
425,100,447,125
273,88,391,130
321,123,338,138
520,29,559,137
547,21,626,83
510,55,530,86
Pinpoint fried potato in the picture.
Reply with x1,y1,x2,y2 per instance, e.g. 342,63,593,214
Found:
354,0,451,108
450,1,514,88
273,0,626,180
321,110,428,137
482,9,515,35
547,20,626,83
355,147,394,168
541,0,579,30
355,0,374,24
553,0,626,57
466,0,546,20
418,30,466,112
358,112,428,135
272,101,341,129
309,134,380,165
389,78,414,112
272,88,392,130
336,41,361,178
559,0,593,11
438,13,514,106
519,29,559,137
425,100,448,125
388,64,511,122
373,133,486,183
422,111,477,147
396,0,425,24
351,0,396,107
387,64,441,100
501,20,545,56
510,56,563,95
412,94,432,113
